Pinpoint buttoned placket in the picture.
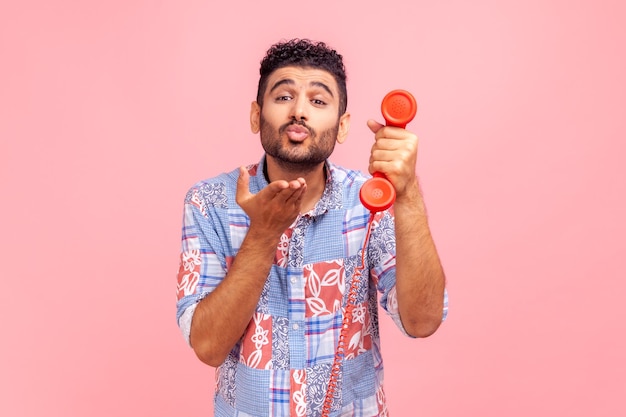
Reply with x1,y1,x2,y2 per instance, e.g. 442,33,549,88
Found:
286,214,312,370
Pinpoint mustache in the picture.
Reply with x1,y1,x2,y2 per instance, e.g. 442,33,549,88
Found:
279,120,315,136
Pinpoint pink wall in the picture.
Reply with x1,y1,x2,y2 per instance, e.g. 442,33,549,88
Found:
2,0,625,416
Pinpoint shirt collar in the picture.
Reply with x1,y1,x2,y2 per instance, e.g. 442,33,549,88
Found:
255,156,343,217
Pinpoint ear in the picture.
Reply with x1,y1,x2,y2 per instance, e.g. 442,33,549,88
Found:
250,101,261,133
336,112,351,144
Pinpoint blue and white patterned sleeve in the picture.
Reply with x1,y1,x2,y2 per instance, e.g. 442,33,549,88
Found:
175,183,229,345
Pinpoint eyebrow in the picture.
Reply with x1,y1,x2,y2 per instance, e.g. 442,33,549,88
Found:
269,78,334,97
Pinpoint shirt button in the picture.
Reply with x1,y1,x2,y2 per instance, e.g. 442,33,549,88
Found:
290,278,297,284
292,323,299,330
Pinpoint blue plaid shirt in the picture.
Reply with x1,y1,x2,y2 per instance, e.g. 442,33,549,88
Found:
176,157,448,416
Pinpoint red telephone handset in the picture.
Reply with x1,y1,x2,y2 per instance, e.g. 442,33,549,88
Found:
322,90,418,417
359,89,418,212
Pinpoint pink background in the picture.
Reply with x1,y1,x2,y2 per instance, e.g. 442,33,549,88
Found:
1,0,625,416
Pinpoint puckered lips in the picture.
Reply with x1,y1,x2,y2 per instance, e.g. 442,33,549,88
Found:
285,124,310,142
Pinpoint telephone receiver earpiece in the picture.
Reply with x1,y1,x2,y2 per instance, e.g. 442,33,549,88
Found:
359,89,418,212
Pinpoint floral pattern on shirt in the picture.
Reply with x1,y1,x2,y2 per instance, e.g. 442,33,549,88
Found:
240,312,273,369
176,249,200,300
275,229,293,267
272,316,290,370
305,363,335,416
304,260,345,317
343,301,373,360
291,369,307,416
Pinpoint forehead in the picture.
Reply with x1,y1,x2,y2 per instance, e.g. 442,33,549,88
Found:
265,66,339,95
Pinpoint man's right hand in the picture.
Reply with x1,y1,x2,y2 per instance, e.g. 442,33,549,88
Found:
236,166,307,237
189,167,308,367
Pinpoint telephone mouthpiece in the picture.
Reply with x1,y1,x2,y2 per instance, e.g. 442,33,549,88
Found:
381,89,417,128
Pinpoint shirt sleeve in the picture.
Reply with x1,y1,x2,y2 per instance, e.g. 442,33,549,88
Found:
367,211,448,337
175,185,229,345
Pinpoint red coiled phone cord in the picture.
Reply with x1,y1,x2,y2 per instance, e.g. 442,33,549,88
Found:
321,213,376,417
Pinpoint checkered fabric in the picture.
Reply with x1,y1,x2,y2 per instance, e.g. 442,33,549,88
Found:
176,157,448,416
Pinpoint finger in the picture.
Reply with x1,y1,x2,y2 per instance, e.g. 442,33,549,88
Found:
264,179,291,198
288,178,307,189
372,137,402,153
288,182,307,203
276,180,307,204
367,119,384,135
236,166,252,203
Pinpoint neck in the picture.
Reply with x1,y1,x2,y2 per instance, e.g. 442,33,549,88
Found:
264,156,327,212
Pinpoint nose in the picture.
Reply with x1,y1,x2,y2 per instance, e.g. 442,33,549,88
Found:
291,93,308,121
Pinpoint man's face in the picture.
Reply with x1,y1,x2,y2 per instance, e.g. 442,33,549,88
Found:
251,66,349,174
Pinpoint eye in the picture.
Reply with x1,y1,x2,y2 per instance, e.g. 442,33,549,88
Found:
275,95,292,102
311,98,327,106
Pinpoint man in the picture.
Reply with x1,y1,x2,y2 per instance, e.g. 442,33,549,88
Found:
176,38,448,416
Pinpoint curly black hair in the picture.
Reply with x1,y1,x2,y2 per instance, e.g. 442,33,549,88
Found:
256,39,348,115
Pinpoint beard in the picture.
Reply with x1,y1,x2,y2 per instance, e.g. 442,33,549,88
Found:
259,114,340,174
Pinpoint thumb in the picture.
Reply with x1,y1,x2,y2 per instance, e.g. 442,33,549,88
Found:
236,166,252,204
367,119,384,134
